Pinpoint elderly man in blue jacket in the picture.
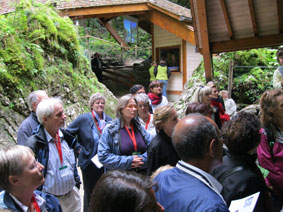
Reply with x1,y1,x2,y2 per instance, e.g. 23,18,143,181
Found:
25,98,81,212
154,114,229,212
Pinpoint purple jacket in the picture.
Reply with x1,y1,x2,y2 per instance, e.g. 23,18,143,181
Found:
257,128,283,195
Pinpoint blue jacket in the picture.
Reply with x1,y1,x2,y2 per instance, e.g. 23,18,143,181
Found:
0,190,62,212
25,125,81,190
155,167,229,212
66,112,112,170
17,112,40,145
98,118,152,170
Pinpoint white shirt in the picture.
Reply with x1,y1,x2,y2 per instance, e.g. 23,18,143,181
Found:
43,129,76,196
9,192,46,212
151,96,169,113
224,98,237,116
138,114,157,137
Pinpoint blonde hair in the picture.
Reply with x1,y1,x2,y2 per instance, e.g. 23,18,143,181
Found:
153,105,174,130
191,86,212,103
150,165,174,180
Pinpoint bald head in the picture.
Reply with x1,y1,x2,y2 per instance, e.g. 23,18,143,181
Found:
173,114,220,162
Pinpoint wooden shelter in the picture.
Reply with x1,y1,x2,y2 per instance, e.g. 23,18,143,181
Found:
190,0,283,81
0,0,202,99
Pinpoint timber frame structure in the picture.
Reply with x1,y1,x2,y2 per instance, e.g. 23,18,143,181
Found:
190,0,283,81
0,0,198,95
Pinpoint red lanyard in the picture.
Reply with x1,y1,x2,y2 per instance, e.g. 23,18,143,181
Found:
92,110,102,134
125,124,137,152
54,132,63,164
32,195,41,212
145,114,151,130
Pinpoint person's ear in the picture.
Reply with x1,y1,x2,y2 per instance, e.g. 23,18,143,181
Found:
209,139,217,158
9,176,19,186
32,102,37,112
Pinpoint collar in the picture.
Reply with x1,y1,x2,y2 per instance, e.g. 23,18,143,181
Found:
92,110,106,121
45,129,63,143
31,112,39,124
9,192,45,212
176,160,225,204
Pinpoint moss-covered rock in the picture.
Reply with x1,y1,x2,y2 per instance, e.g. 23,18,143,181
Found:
0,0,117,145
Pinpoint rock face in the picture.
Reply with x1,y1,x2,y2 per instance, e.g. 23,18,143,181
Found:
174,82,204,118
0,1,117,147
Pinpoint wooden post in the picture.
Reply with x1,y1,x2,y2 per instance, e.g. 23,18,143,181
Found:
196,0,213,82
228,59,234,98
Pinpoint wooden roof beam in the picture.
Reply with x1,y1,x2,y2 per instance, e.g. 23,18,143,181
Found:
277,0,283,33
219,0,233,38
211,34,283,53
69,11,147,20
247,0,258,36
147,3,182,22
61,4,151,18
142,10,195,45
196,0,213,82
98,18,129,51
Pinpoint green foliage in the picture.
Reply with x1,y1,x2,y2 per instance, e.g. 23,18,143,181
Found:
190,48,276,104
79,17,152,61
0,0,116,118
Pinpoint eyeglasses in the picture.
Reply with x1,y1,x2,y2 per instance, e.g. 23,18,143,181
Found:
126,105,137,109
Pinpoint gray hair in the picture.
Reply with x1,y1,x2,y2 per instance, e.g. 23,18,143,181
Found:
219,90,228,97
173,114,219,161
36,97,63,124
27,90,47,109
116,94,136,119
135,93,150,104
89,93,106,110
0,145,34,191
191,86,212,103
153,105,174,130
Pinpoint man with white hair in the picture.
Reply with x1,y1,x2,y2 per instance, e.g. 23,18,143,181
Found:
25,98,81,212
17,90,48,145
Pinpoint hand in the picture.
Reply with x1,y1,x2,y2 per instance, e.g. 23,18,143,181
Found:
131,156,144,169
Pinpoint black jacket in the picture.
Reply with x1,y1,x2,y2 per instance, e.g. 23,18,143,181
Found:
146,130,180,176
212,151,271,212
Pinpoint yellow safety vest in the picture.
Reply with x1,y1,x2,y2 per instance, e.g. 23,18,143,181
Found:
149,66,156,81
156,65,168,80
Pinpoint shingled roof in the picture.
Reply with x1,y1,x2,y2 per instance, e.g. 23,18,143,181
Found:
0,0,191,19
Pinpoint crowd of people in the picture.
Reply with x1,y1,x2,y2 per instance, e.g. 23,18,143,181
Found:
0,50,283,212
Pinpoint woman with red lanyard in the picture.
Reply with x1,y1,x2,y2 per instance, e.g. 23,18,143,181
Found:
98,94,152,174
135,93,157,137
146,105,180,176
0,145,62,212
66,93,112,212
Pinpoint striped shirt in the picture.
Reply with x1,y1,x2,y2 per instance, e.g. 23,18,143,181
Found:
42,129,76,196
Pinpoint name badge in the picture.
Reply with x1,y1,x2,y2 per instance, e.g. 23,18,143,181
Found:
59,165,69,177
132,152,141,155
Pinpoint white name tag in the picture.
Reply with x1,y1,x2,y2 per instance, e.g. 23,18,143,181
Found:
59,165,69,177
91,154,103,169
